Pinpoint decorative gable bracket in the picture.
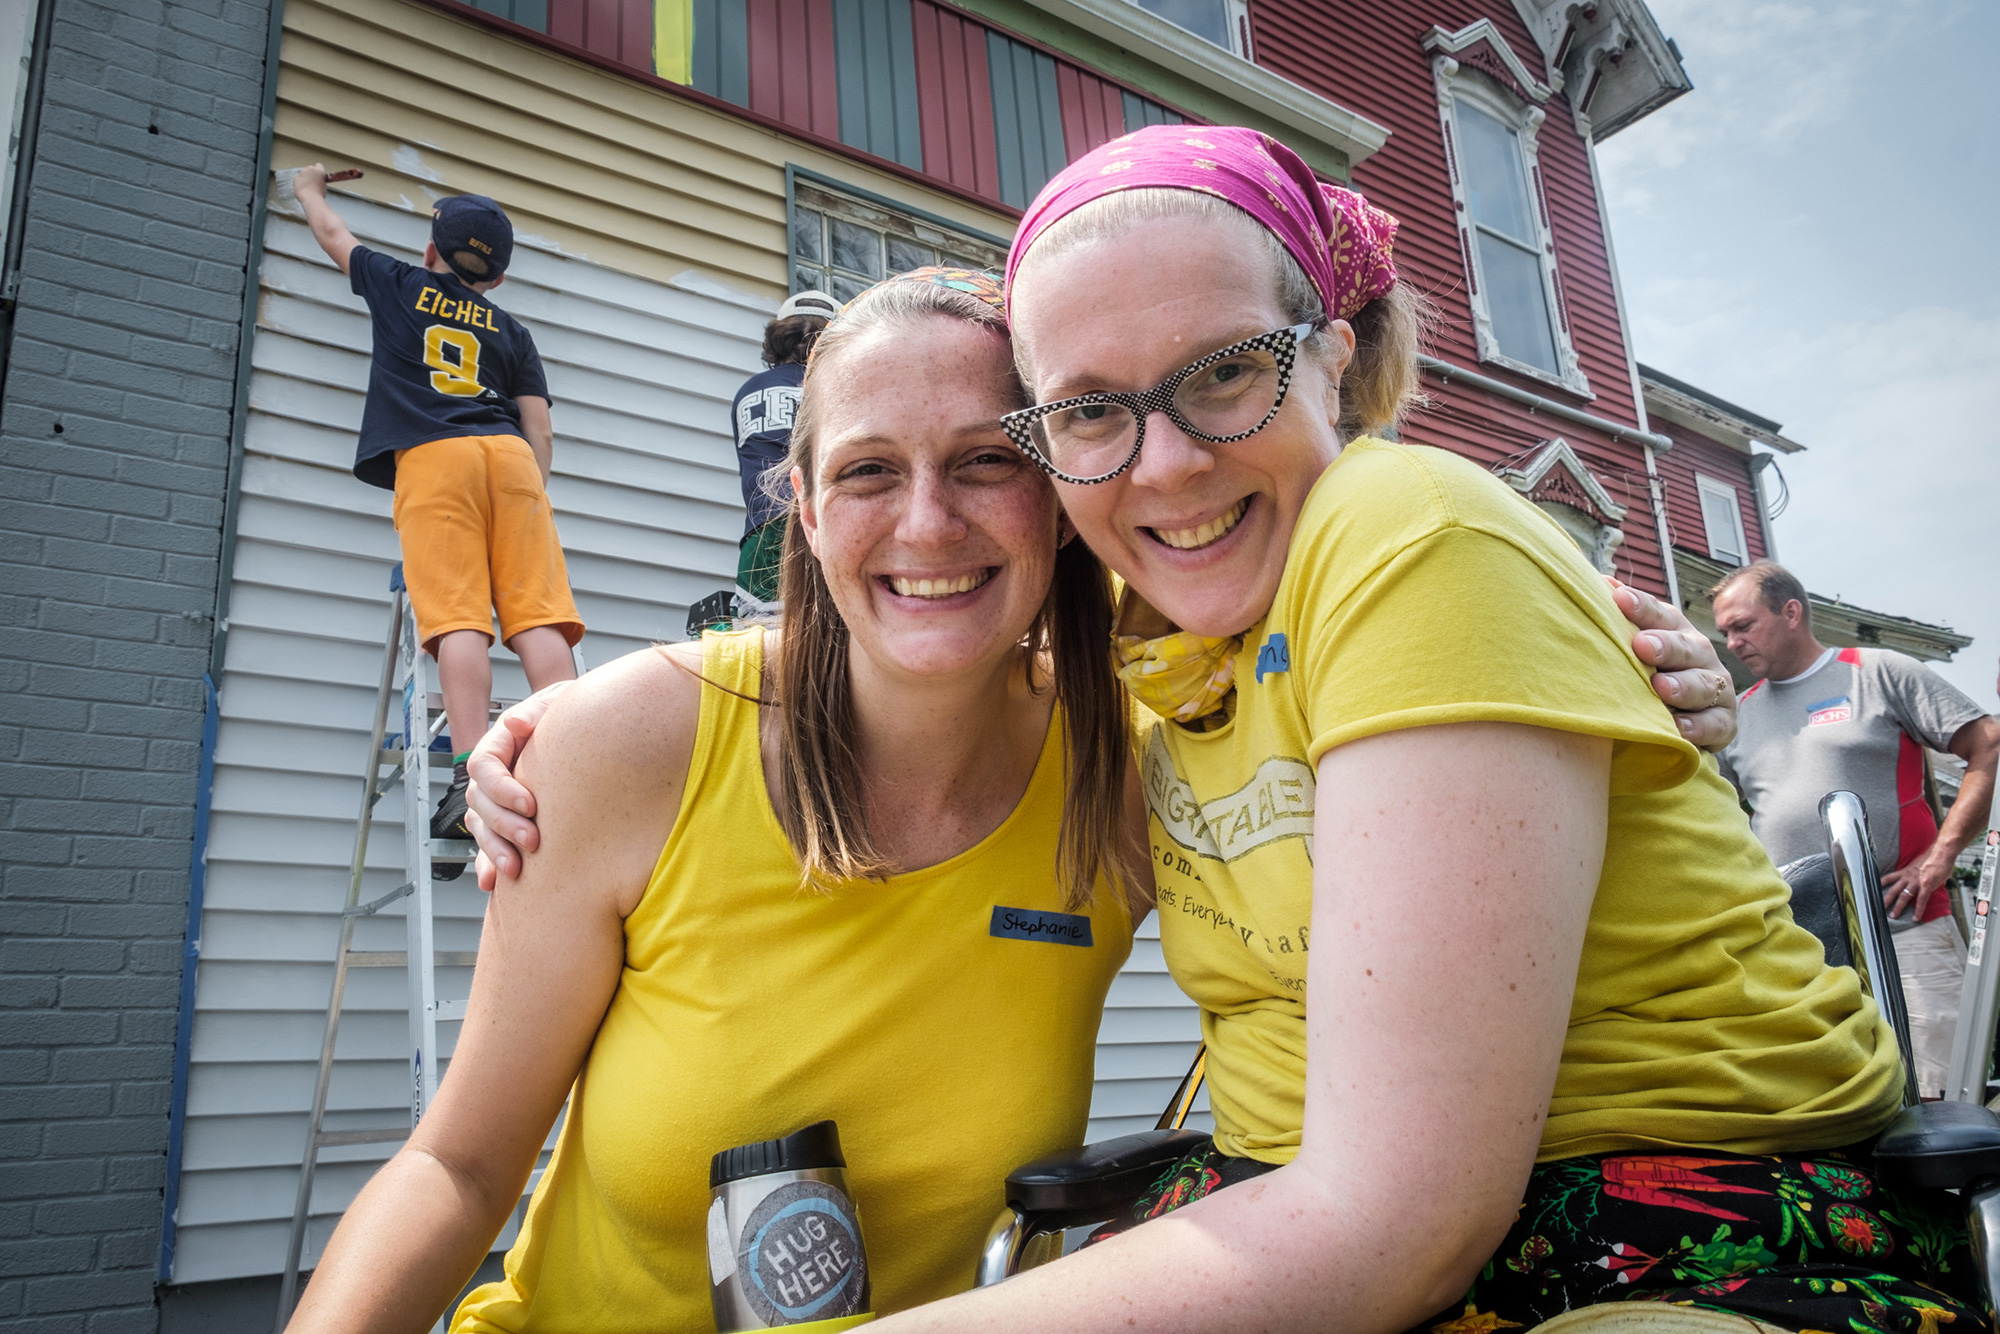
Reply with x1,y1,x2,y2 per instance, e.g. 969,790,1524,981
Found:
1507,0,1691,139
1496,438,1629,573
1421,20,1553,108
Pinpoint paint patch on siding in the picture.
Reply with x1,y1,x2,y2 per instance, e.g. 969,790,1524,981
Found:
391,143,443,181
670,266,779,310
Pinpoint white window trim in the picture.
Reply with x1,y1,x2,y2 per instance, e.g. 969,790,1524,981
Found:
1429,48,1591,398
1015,0,1390,167
1696,472,1749,566
1119,0,1251,59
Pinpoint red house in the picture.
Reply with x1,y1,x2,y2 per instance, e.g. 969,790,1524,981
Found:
1248,0,1693,597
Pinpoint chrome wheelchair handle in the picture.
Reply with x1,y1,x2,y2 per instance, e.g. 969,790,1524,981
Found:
976,1208,1027,1288
975,1206,1077,1286
1970,1177,2000,1328
1821,790,1922,1109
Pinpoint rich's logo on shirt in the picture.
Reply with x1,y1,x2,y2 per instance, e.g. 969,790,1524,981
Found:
1807,695,1853,727
989,906,1093,947
1254,632,1290,683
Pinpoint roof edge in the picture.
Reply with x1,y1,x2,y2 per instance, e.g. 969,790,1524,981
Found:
1640,364,1807,454
1009,0,1392,166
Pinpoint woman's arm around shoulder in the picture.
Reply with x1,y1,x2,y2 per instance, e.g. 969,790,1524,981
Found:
286,647,704,1332
874,720,1608,1333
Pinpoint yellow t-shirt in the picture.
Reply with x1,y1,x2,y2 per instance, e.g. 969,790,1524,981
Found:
455,628,1132,1331
1142,438,1901,1165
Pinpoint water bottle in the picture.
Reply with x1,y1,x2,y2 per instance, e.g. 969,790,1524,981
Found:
708,1120,873,1331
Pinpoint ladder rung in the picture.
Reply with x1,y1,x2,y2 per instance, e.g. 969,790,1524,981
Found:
343,950,480,967
313,1127,410,1148
344,950,406,967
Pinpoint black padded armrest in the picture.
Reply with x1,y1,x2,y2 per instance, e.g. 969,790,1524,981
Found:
1005,1129,1211,1216
1874,1101,2000,1191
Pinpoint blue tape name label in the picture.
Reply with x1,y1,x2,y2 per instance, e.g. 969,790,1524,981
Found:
989,906,1094,947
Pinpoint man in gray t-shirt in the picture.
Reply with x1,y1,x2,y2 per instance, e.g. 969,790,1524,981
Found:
1714,562,1998,1096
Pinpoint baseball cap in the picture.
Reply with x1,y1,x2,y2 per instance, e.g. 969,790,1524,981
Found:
777,290,842,321
432,194,514,284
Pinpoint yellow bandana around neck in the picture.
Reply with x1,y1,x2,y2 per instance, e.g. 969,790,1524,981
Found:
1112,629,1240,724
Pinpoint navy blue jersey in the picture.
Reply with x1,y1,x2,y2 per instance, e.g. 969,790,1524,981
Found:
731,361,804,534
348,245,550,490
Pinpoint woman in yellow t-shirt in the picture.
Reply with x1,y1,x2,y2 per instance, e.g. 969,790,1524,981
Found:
283,272,1146,1333
863,128,1976,1331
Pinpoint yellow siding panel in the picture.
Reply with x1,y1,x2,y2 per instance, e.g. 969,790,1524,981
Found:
276,0,1017,301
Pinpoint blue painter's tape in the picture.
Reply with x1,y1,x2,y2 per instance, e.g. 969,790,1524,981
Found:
1254,632,1289,684
160,674,219,1283
989,906,1093,947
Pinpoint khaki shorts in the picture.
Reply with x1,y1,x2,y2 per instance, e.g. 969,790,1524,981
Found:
392,434,583,655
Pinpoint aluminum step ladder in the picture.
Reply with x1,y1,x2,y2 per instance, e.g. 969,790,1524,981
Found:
276,565,580,1326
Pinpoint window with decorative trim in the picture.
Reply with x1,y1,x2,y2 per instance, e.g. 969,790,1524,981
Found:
790,176,1008,303
1127,0,1251,58
1696,474,1748,566
1428,35,1589,396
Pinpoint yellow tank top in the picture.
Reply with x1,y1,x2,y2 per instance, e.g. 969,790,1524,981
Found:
455,628,1132,1331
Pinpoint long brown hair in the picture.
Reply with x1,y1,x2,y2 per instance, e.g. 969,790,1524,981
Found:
769,278,1130,909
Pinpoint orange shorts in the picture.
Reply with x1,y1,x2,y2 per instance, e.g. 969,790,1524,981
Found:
392,434,583,655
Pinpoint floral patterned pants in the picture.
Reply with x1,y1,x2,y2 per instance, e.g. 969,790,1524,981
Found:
1084,1141,1985,1333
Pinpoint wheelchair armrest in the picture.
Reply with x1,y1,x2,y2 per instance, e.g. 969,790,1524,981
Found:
1005,1129,1211,1217
1873,1100,2000,1191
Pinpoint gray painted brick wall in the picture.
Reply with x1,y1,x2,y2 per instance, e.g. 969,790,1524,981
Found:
0,0,270,1326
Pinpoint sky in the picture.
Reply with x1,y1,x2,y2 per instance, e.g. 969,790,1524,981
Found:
1594,0,1999,711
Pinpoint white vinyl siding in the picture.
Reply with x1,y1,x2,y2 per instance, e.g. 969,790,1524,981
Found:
175,196,760,1282
1697,474,1749,567
1088,914,1211,1141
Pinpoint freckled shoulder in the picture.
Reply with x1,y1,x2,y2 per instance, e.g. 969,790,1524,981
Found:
525,642,706,799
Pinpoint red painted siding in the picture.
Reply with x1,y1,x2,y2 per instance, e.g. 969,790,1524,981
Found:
1249,0,1668,594
549,0,652,68
748,0,839,140
912,0,1001,199
1056,64,1127,158
1653,418,1770,563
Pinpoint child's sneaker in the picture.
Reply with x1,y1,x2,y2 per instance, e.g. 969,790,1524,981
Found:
430,760,470,882
430,761,471,840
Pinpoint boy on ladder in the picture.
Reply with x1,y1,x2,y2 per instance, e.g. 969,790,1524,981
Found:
291,166,582,872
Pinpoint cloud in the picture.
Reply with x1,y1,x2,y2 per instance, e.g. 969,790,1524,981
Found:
1629,271,2000,706
1598,1,1880,208
1596,0,1999,708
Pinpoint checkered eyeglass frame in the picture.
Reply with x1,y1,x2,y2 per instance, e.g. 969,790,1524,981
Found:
1000,320,1324,485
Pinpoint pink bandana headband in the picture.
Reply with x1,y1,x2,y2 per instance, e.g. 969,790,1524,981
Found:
1004,125,1399,323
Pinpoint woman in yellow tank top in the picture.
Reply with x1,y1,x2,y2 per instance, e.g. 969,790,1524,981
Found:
285,272,1148,1332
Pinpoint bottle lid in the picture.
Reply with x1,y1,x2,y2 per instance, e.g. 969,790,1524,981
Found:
711,1120,847,1189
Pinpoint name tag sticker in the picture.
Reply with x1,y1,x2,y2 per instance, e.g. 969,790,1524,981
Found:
989,906,1094,947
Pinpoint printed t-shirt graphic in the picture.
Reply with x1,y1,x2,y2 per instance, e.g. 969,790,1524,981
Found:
1721,645,1987,930
732,362,804,534
346,245,549,490
1139,438,1902,1167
